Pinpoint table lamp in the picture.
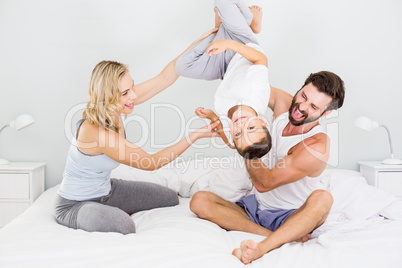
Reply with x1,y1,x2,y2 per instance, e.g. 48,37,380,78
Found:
354,116,402,165
0,114,35,165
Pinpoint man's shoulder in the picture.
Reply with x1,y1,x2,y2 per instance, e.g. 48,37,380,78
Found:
297,132,330,156
304,132,328,144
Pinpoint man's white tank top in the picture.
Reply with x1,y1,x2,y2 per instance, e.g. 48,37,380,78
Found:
255,112,330,210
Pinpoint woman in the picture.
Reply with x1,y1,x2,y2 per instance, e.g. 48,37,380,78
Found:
55,57,220,234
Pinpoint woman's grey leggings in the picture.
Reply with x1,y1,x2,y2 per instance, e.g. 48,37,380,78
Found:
175,0,258,80
55,178,179,234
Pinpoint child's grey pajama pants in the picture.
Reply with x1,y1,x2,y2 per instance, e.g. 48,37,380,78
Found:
175,0,258,80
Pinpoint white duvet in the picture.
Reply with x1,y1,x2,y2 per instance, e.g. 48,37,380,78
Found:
1,157,402,268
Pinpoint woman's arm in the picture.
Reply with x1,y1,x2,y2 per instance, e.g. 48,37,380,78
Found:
134,28,219,105
206,39,267,67
93,120,220,171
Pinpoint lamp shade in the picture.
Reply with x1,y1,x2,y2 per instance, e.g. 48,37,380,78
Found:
0,114,36,165
354,116,380,132
9,114,35,131
354,116,402,165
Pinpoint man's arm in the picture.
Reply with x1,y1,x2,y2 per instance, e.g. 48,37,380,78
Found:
245,133,330,192
134,28,219,105
268,86,293,119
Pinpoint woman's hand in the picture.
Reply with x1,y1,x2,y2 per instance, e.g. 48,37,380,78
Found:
193,120,221,139
195,28,219,43
206,39,233,56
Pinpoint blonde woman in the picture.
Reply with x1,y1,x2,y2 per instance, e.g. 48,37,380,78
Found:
55,56,220,234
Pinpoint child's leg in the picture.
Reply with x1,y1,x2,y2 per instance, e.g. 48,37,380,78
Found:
176,0,259,81
215,7,222,29
249,5,263,34
175,33,228,80
214,0,258,45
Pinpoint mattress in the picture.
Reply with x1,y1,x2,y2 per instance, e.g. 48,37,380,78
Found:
1,158,402,268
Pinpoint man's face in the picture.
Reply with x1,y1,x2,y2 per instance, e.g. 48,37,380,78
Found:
230,115,268,151
288,82,333,126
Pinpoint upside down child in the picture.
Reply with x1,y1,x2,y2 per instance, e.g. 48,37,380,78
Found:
176,0,272,158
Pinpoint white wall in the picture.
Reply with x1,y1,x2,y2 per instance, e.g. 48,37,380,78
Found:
1,0,401,189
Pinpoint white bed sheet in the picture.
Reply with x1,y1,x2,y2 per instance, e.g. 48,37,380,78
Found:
1,162,402,268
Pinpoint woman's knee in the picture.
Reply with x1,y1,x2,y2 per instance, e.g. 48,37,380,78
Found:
77,203,136,234
115,216,136,235
163,187,179,207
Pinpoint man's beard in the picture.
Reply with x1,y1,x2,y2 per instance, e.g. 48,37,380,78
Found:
288,97,321,126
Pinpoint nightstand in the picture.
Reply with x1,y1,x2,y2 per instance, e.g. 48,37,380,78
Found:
358,161,402,198
0,162,46,227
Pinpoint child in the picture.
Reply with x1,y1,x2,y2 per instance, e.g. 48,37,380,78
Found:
175,0,271,159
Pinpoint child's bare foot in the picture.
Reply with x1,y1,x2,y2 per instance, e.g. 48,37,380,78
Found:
195,107,207,118
249,5,262,34
232,239,264,264
214,8,221,30
195,107,215,119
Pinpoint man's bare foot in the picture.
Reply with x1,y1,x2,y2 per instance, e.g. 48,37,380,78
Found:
249,5,262,34
214,8,221,30
232,239,264,264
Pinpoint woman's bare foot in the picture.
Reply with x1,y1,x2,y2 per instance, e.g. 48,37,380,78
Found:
249,5,263,34
214,8,221,30
232,239,264,264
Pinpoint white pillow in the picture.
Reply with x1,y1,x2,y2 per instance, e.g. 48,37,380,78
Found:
184,155,253,202
110,164,181,194
110,155,253,202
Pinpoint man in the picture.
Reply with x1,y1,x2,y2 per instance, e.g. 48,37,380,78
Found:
190,71,345,264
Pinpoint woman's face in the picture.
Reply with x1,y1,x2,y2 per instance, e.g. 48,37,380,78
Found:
119,72,137,115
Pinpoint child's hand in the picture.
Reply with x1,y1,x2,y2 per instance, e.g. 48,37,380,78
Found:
206,40,230,56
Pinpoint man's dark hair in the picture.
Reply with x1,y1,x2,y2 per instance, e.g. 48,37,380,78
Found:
303,71,345,111
234,126,272,159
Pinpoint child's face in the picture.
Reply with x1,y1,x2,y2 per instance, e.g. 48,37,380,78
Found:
230,114,268,151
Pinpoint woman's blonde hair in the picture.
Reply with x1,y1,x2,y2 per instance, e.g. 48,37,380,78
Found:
83,60,128,133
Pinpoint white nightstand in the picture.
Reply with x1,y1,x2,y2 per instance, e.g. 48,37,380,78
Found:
0,162,46,227
359,161,402,198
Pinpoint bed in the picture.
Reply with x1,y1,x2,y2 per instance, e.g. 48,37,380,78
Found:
1,156,402,268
